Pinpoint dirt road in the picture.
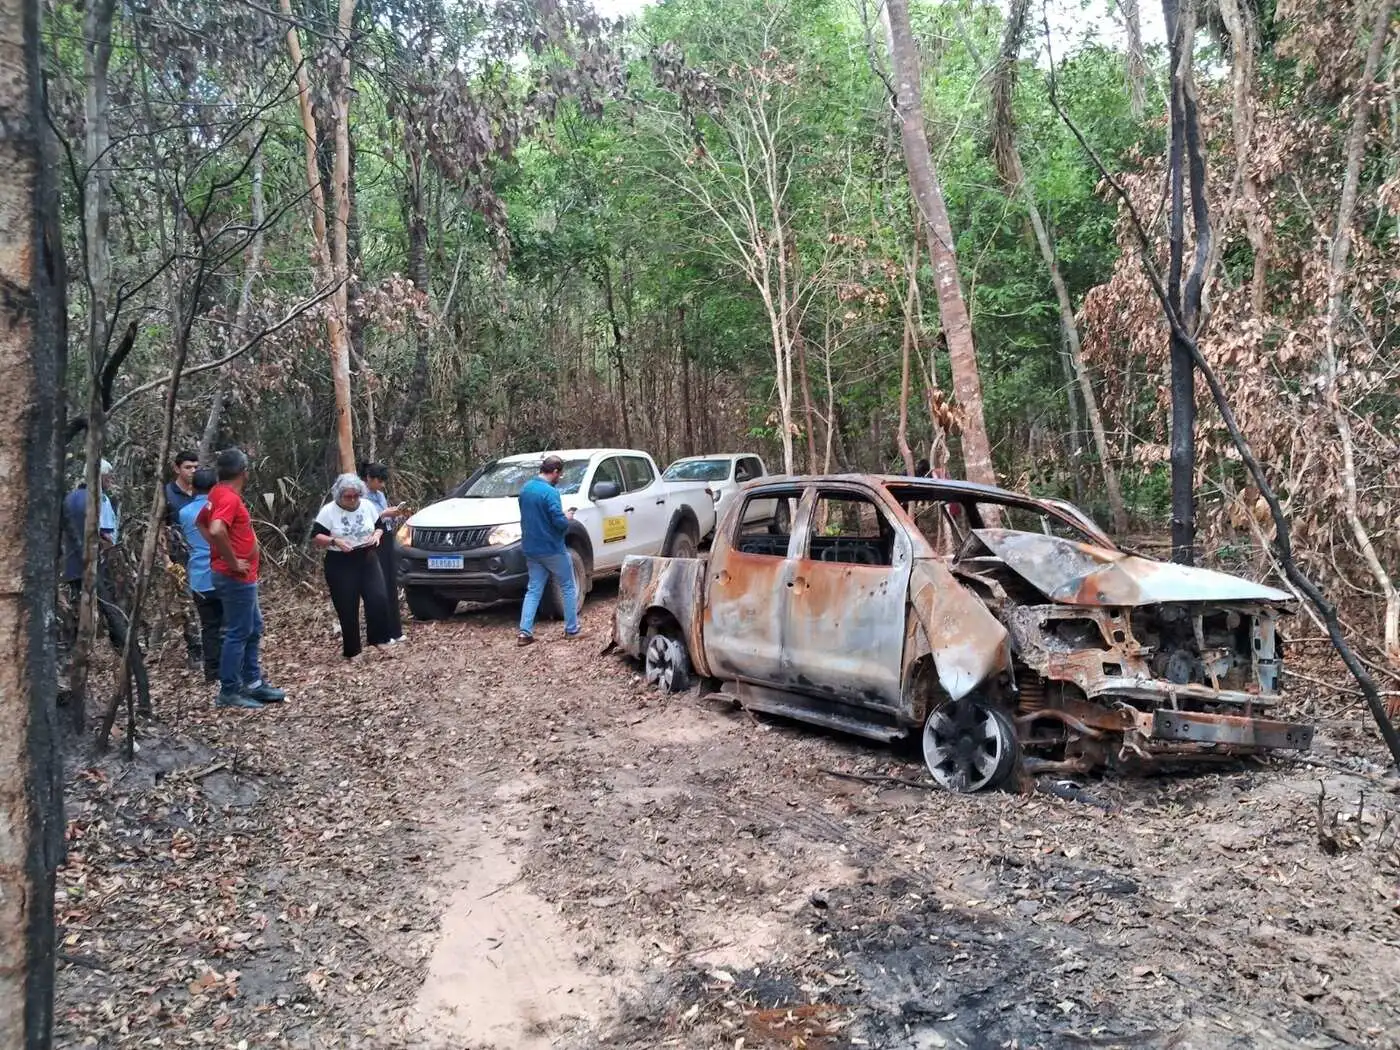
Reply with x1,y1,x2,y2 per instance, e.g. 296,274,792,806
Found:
55,588,1400,1049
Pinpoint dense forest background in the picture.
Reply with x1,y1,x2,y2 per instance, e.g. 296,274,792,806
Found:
48,0,1399,641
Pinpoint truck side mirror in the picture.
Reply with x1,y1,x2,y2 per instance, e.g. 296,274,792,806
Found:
591,481,621,501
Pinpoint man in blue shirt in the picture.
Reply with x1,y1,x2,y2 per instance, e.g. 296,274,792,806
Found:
517,455,580,645
179,468,222,682
61,459,118,587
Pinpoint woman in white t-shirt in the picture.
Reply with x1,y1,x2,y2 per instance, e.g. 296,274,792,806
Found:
311,473,394,658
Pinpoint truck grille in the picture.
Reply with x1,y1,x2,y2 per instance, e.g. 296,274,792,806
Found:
413,526,492,551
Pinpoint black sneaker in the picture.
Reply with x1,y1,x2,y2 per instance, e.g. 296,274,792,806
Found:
245,682,286,704
215,690,263,710
516,633,535,647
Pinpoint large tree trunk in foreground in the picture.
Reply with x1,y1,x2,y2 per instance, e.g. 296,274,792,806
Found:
885,0,997,487
0,0,66,1038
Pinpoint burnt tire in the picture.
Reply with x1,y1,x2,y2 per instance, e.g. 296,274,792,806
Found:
664,527,698,560
643,626,692,693
922,701,1019,792
541,546,587,621
405,587,456,621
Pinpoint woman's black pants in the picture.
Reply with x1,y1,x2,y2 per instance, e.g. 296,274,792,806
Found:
324,548,393,658
376,533,403,638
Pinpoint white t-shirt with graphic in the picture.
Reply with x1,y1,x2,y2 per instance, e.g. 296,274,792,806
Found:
313,500,382,550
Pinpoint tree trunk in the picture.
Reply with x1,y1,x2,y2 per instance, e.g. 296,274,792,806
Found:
885,0,997,487
70,0,119,734
1163,0,1202,564
1217,0,1269,317
386,111,431,459
599,255,633,447
1124,0,1147,118
0,0,65,1038
282,0,355,473
201,121,266,462
896,239,919,476
1321,0,1399,662
1021,186,1127,532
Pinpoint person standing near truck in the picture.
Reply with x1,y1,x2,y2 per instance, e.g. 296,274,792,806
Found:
360,462,408,644
516,455,580,646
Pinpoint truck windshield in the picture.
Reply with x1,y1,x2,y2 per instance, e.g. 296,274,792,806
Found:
462,459,590,497
663,459,730,482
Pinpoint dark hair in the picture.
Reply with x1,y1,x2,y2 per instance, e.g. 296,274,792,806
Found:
192,468,217,494
540,455,564,475
215,447,249,481
174,449,198,467
914,458,931,478
362,462,389,482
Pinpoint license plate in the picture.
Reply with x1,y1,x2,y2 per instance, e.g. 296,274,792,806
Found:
427,555,464,570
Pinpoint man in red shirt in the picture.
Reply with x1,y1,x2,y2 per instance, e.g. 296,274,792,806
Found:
197,447,286,709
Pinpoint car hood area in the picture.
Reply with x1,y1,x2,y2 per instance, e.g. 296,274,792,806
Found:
968,529,1292,607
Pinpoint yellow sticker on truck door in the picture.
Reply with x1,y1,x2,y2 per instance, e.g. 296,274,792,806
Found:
603,515,628,543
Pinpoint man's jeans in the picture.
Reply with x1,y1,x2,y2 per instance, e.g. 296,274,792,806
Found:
212,572,263,693
519,552,579,636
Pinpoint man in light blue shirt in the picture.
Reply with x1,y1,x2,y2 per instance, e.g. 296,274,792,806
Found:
178,468,222,683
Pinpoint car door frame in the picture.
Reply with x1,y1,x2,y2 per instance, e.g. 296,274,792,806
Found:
779,482,912,711
702,481,811,687
618,454,669,558
586,456,631,572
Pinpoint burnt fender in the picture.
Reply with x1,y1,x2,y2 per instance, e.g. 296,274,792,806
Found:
906,559,1011,705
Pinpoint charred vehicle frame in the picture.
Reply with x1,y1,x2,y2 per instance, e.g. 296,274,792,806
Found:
612,476,1313,792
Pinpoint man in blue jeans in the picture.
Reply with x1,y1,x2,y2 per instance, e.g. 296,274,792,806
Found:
517,455,580,646
196,448,286,709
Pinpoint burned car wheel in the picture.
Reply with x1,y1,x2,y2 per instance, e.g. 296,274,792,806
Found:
922,701,1019,792
644,627,692,693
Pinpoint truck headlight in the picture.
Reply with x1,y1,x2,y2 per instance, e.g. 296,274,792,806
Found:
488,523,522,547
396,523,413,546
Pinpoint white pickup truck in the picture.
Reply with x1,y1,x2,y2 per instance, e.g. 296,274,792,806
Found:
662,453,788,534
396,448,718,621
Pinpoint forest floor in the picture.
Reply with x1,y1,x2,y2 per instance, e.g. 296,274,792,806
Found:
52,582,1400,1050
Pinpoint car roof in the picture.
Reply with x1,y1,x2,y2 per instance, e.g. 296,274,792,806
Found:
667,453,759,463
496,448,644,463
751,473,1030,500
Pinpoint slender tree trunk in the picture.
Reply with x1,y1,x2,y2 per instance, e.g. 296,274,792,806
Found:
896,239,920,476
386,112,431,459
201,121,266,462
70,0,119,734
1022,188,1127,531
599,256,633,447
885,0,997,486
1163,0,1203,564
1322,0,1399,662
1217,0,1269,317
282,0,355,473
1124,0,1147,118
0,0,64,1037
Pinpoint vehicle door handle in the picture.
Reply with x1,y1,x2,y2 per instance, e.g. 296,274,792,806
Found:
655,499,665,505
624,506,634,513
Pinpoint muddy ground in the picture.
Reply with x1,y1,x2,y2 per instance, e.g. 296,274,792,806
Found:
54,585,1400,1049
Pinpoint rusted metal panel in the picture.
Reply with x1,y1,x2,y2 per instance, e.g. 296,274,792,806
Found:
1149,709,1314,750
702,550,791,685
907,559,1010,703
972,528,1292,607
612,555,711,677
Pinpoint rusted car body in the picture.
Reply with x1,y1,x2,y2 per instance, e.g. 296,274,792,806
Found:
613,475,1313,791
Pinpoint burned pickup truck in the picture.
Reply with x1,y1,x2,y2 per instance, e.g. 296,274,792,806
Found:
612,475,1314,791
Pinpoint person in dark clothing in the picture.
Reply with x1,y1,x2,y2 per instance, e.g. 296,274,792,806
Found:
312,472,394,659
60,460,151,707
913,458,932,478
164,448,203,667
359,461,409,643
